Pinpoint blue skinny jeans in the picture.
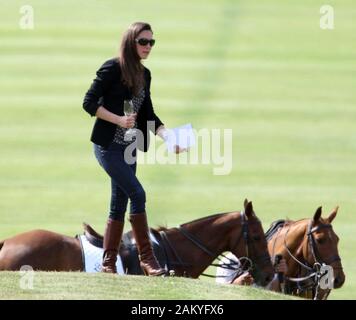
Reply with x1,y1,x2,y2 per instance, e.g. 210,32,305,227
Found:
93,142,146,222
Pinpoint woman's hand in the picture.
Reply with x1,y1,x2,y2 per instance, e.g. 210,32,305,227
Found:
118,114,137,128
275,258,288,274
156,126,188,153
232,272,255,286
173,145,187,154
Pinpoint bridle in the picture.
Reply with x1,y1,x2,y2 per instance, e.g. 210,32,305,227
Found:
307,221,341,266
159,211,271,280
227,212,271,279
275,219,342,299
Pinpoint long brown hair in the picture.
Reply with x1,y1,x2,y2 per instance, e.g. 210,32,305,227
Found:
119,22,152,95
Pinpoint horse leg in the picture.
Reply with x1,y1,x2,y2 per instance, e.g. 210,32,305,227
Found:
0,230,83,271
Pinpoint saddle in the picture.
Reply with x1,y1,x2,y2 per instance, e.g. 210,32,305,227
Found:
82,223,167,275
264,219,286,241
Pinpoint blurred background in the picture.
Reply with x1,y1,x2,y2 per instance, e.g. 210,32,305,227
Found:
0,0,355,298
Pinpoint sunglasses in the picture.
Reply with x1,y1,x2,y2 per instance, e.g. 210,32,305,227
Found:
135,38,156,47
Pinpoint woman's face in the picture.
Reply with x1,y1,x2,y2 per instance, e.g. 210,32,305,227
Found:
135,30,154,60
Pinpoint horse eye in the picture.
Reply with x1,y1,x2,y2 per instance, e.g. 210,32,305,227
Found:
253,236,261,241
316,238,325,244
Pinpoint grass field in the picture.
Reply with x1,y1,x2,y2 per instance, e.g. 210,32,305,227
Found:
0,272,295,300
0,0,355,299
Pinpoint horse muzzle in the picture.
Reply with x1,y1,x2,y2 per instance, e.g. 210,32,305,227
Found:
333,273,345,289
263,273,273,286
330,261,345,289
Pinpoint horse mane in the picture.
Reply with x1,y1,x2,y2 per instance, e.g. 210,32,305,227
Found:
279,217,330,227
264,218,304,241
155,225,169,232
265,217,330,241
153,212,233,233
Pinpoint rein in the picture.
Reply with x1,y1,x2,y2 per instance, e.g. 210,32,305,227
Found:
159,227,248,278
178,224,252,278
159,211,266,279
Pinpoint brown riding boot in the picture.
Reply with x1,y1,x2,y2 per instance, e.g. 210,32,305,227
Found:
101,218,124,273
129,213,166,276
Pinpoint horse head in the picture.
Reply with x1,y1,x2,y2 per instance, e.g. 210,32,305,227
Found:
305,206,345,289
270,205,346,296
227,199,274,286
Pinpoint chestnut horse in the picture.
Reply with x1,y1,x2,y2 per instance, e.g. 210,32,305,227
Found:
266,206,345,299
0,200,274,285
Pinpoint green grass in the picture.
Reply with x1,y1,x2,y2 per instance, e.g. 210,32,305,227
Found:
1,0,355,299
0,272,293,300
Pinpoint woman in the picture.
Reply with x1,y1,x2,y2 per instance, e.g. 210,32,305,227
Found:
83,22,184,275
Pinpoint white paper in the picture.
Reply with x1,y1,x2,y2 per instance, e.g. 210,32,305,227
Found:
165,123,196,153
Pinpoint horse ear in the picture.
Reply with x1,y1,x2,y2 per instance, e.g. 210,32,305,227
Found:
244,199,249,209
245,201,253,219
327,206,339,223
313,206,322,222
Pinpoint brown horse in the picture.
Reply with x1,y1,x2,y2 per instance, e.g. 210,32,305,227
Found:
266,206,345,299
0,200,274,285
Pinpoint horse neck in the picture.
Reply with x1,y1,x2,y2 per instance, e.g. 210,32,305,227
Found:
165,212,241,278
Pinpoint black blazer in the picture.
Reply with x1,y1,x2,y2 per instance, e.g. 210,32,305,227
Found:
82,58,164,152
